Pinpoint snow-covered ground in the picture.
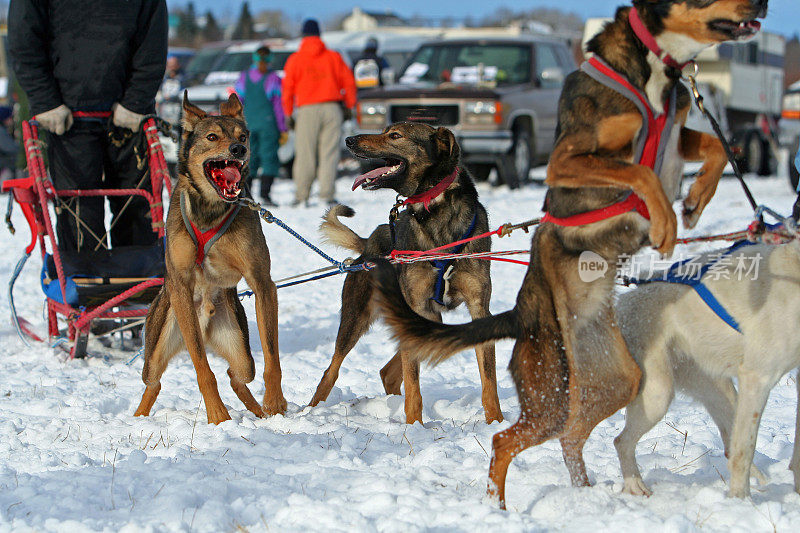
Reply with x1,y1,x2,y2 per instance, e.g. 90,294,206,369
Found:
1,166,799,532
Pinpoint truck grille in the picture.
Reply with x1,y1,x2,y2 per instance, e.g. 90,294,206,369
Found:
391,105,459,126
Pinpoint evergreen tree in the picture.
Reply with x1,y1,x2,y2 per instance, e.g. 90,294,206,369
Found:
202,10,223,43
176,2,199,45
232,2,255,40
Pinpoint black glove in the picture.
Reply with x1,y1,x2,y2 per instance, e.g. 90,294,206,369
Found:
286,116,294,130
342,106,353,121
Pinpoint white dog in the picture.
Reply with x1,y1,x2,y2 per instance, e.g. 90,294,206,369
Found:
614,240,800,498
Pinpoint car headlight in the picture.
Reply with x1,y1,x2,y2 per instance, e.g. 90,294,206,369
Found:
358,102,387,128
465,100,502,126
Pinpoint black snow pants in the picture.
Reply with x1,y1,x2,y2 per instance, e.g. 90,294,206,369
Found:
48,121,157,251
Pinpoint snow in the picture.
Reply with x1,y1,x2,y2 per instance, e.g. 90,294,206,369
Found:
2,165,800,532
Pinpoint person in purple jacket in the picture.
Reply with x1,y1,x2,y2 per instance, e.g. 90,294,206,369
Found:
235,46,287,205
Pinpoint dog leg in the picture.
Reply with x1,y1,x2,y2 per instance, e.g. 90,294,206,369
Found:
135,290,179,417
463,292,503,424
790,369,800,494
560,435,590,487
613,349,674,496
208,290,263,418
728,365,775,498
310,271,375,406
247,272,287,416
679,128,726,229
488,336,568,509
401,351,423,424
380,352,403,395
168,279,231,424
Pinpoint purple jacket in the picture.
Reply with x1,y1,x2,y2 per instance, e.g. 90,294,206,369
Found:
235,68,286,132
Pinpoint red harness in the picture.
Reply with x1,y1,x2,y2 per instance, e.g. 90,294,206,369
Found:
402,167,459,210
179,192,240,266
542,56,674,227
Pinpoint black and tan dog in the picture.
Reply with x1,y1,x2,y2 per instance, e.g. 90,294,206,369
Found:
134,93,286,424
374,0,766,507
308,121,503,425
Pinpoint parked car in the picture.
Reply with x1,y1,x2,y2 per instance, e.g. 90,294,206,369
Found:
354,36,576,187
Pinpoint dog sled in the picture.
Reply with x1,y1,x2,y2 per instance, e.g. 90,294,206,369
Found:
3,115,172,358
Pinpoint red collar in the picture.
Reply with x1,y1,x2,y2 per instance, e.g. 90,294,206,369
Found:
402,167,459,210
629,7,690,71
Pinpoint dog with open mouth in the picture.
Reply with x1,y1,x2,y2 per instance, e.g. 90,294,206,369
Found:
134,93,286,424
308,121,503,425
372,0,767,507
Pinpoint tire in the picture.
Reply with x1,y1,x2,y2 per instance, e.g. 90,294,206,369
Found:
789,136,799,192
467,163,493,182
497,128,532,188
742,130,771,176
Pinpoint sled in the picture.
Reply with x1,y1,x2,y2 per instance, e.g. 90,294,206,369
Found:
3,115,172,358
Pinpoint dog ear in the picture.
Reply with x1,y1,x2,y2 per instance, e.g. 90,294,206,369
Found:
434,127,460,161
220,93,244,120
182,91,207,132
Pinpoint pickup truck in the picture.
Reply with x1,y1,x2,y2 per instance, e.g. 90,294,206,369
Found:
354,36,576,187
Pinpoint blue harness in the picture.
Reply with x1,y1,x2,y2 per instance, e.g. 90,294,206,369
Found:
430,212,478,306
629,241,754,333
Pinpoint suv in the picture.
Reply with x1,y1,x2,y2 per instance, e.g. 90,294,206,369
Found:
781,81,800,190
354,36,576,187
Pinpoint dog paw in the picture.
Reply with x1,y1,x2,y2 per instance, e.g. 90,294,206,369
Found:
682,175,717,229
727,486,750,499
648,206,677,257
206,405,232,425
262,394,288,416
622,477,652,497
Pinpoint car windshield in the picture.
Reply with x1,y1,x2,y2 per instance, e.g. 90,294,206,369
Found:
213,50,293,73
185,48,225,77
399,43,532,86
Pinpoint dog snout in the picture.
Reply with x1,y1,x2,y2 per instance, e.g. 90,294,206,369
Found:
229,143,247,158
751,0,767,16
345,136,358,149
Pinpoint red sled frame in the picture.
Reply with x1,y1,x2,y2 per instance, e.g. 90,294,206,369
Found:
3,116,172,358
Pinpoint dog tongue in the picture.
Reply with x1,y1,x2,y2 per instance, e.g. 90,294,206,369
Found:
352,166,392,190
221,165,241,186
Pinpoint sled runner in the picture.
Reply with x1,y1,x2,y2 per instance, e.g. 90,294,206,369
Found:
3,116,172,358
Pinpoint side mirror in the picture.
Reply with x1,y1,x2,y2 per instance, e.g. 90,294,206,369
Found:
539,67,565,87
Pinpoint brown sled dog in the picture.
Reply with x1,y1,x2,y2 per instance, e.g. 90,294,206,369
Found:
374,0,766,507
309,122,503,425
134,93,286,424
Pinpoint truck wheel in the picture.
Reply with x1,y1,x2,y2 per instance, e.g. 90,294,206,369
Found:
790,136,799,192
497,129,531,188
743,130,771,176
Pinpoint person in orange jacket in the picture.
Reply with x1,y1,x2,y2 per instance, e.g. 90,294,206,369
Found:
282,19,356,206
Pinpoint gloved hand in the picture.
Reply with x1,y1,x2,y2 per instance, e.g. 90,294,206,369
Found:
112,103,145,131
286,115,295,130
36,105,73,135
342,106,353,121
279,132,289,146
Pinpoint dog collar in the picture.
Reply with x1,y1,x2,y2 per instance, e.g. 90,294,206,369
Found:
629,7,690,71
402,167,460,211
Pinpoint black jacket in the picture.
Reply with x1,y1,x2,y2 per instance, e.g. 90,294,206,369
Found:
8,0,168,116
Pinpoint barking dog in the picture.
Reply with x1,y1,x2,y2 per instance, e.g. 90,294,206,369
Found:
134,93,286,424
616,241,800,499
308,122,503,425
373,0,766,507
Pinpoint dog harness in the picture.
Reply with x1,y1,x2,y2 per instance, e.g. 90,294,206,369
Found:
430,212,478,306
541,55,677,227
180,192,241,267
629,241,754,333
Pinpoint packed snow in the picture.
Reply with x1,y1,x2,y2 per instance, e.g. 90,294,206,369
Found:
1,162,799,532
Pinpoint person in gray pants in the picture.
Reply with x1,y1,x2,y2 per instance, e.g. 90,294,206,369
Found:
282,19,357,206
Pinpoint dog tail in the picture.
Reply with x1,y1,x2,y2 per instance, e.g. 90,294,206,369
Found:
372,260,519,365
320,205,367,254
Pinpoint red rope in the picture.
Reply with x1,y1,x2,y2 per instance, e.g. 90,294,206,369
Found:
389,226,505,260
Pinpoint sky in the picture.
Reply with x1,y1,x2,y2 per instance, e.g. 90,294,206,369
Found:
182,0,800,38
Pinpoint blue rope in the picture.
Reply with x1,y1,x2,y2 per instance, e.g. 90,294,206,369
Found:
257,207,343,267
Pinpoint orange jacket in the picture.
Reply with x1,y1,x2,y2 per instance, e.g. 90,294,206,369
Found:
282,37,357,117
